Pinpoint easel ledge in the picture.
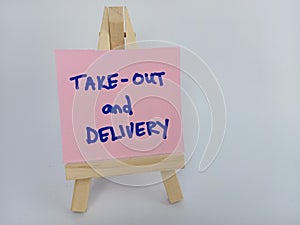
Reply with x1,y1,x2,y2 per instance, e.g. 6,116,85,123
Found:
66,153,185,180
67,6,184,212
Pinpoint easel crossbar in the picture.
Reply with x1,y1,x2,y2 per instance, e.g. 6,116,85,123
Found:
66,153,184,180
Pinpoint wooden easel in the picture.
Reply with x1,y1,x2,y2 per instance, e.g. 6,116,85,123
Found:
65,6,184,212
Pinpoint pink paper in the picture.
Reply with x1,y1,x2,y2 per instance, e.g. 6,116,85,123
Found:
55,47,184,164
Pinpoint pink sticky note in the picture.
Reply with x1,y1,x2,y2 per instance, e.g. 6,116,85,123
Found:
55,47,184,164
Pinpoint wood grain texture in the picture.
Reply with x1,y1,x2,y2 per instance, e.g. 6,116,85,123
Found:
97,7,110,50
71,178,91,212
66,153,184,180
124,7,137,49
161,170,183,203
108,7,124,49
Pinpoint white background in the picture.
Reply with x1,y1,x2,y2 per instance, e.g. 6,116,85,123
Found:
1,0,300,224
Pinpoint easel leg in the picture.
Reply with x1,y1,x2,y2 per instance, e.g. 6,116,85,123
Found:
71,178,91,212
160,170,183,203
